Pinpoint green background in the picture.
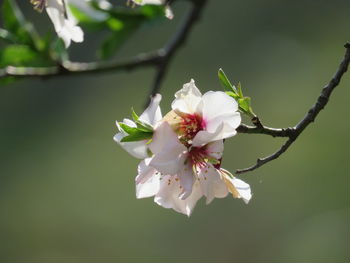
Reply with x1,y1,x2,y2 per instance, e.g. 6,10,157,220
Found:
1,0,350,262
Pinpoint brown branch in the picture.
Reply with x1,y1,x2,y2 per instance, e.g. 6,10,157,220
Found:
236,42,350,174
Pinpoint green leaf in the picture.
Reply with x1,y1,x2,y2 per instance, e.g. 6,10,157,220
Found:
131,108,139,121
237,82,244,98
225,91,239,100
119,122,140,134
238,97,251,113
121,131,153,142
135,120,153,133
218,68,237,93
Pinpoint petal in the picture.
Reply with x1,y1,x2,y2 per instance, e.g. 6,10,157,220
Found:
198,164,228,204
139,94,162,126
178,165,195,200
154,175,202,216
136,172,161,199
192,123,224,147
135,159,156,184
192,116,241,147
221,169,252,204
46,0,84,47
205,140,224,160
201,91,239,121
148,122,187,175
171,79,202,114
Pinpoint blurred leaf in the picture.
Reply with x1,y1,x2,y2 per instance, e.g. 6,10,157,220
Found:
0,28,17,43
2,0,42,50
50,38,68,62
0,44,54,68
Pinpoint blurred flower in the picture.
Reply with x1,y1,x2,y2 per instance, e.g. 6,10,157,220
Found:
114,94,162,159
31,0,84,47
166,79,241,147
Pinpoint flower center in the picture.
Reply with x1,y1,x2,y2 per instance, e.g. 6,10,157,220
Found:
180,113,206,140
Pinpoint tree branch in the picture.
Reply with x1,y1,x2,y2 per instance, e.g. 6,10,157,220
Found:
236,42,350,174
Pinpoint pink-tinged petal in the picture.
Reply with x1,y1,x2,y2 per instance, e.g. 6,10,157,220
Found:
171,79,202,114
178,165,195,200
135,159,155,184
148,122,187,175
205,140,224,160
192,115,241,147
154,175,202,216
192,123,224,147
198,164,228,204
139,94,162,126
136,173,161,199
114,120,148,159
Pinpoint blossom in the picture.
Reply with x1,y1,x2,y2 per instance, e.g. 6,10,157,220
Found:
114,94,162,159
136,121,252,216
165,79,241,147
31,0,84,48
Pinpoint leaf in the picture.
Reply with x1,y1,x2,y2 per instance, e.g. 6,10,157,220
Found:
225,91,239,100
237,82,244,98
121,131,153,142
238,97,251,113
119,122,140,134
131,108,139,121
218,68,237,93
135,120,153,132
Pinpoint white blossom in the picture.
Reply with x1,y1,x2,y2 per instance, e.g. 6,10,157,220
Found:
169,79,242,147
31,0,84,47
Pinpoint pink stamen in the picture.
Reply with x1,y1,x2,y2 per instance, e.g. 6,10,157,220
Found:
180,113,206,140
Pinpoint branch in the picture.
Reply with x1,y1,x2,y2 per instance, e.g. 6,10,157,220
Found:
236,42,350,174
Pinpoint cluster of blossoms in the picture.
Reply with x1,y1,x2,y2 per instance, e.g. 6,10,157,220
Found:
114,80,252,216
30,0,172,48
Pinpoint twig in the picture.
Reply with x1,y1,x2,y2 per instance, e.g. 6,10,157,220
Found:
236,42,350,174
146,0,207,106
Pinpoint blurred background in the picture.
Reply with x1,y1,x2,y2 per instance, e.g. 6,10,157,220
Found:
1,0,350,262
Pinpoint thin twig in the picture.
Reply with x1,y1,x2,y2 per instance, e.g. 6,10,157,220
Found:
236,42,350,174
